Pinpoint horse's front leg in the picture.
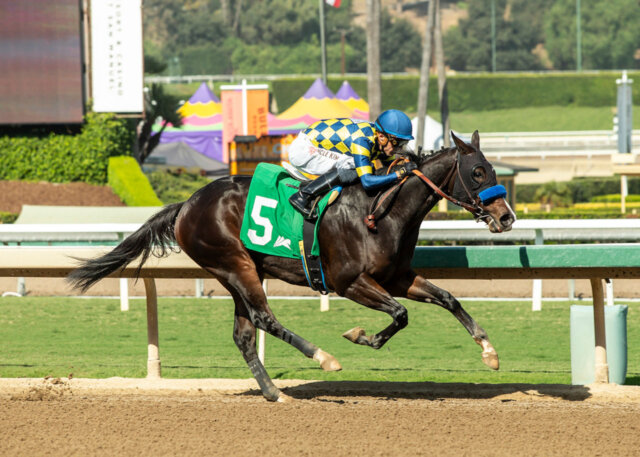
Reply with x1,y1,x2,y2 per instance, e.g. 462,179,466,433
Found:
388,271,499,370
341,272,408,349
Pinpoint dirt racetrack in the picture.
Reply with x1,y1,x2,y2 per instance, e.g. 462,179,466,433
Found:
2,377,640,456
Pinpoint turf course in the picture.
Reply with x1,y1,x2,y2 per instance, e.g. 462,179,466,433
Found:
1,297,638,385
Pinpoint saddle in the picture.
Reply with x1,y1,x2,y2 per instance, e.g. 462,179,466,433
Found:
239,163,338,293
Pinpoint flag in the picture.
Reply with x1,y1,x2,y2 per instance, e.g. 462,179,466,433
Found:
325,0,341,7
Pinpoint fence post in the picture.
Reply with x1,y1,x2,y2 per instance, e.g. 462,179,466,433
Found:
590,278,609,383
532,229,543,311
120,278,129,311
143,278,161,379
195,278,204,298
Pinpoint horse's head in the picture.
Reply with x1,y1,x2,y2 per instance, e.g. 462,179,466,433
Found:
448,131,516,233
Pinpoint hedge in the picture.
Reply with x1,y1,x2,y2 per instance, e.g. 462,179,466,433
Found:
517,176,640,204
271,71,639,114
0,112,134,184
147,169,210,204
591,194,640,203
108,156,163,206
0,212,18,224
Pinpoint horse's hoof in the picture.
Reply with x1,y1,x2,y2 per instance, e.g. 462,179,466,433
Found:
342,327,366,343
276,392,294,403
313,349,342,371
482,351,500,370
475,337,499,370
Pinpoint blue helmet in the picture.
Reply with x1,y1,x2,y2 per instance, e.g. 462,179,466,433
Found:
374,109,414,140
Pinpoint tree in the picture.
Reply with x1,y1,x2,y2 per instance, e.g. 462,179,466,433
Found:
143,40,167,75
534,181,572,209
443,0,552,71
136,84,184,165
380,11,422,72
545,0,640,70
142,0,421,76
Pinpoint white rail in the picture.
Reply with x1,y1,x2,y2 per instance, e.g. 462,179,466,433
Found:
0,223,140,243
2,219,637,242
419,219,640,242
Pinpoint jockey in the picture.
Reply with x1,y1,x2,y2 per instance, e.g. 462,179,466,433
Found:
288,109,417,219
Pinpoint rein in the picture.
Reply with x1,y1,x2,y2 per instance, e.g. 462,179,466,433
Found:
364,158,409,230
364,153,489,231
411,168,478,214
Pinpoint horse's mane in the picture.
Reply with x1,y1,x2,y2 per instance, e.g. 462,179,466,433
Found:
379,146,451,175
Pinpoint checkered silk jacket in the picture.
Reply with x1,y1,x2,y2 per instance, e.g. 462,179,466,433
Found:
302,118,395,178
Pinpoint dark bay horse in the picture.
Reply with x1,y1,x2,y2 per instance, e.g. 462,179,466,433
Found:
67,131,515,402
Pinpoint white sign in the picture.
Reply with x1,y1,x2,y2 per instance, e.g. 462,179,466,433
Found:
91,0,143,113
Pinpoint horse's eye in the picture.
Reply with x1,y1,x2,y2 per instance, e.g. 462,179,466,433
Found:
472,166,486,183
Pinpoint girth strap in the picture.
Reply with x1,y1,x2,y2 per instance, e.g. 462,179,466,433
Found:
299,217,331,294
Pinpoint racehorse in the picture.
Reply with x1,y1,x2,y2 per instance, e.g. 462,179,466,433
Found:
67,131,516,402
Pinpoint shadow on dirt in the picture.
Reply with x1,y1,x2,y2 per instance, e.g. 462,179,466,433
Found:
271,380,593,402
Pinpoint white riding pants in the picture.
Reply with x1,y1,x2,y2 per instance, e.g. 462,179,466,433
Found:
288,132,356,175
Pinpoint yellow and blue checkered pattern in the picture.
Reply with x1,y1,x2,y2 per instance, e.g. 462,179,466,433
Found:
303,118,393,177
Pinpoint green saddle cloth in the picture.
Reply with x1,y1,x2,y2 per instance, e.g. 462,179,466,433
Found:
240,163,331,259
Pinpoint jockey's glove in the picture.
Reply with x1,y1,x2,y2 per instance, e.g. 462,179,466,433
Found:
396,162,418,179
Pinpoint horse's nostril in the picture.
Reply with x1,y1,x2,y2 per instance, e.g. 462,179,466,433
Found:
500,213,514,227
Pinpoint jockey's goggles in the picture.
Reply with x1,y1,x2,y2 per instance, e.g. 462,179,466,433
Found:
387,135,409,148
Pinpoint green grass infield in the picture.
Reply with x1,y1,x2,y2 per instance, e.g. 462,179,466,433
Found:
1,297,638,385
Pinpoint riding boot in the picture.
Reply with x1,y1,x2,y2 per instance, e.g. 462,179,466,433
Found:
289,169,342,219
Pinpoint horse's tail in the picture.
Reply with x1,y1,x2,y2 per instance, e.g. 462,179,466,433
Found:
66,202,184,292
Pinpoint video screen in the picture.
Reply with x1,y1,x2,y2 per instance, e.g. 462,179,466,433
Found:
0,0,84,124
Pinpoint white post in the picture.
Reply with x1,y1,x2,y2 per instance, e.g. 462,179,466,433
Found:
144,278,161,379
591,278,609,383
258,280,267,364
195,278,204,298
16,277,26,296
119,277,129,311
532,228,543,311
568,279,575,300
532,280,542,312
320,294,330,312
606,279,614,306
621,175,628,214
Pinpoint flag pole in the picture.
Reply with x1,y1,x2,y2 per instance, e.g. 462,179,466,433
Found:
318,0,328,84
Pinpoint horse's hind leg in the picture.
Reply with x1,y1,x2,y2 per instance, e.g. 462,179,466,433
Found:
389,272,499,370
231,294,286,402
222,274,341,401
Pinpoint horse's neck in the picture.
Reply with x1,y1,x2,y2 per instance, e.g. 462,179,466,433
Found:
401,147,457,222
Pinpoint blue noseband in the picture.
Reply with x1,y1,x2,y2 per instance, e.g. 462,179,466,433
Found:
478,185,507,204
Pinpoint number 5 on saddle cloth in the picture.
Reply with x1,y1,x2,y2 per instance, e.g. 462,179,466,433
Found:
239,163,341,294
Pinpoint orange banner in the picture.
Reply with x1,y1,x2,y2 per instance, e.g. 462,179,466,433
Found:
221,91,243,163
221,89,269,163
247,90,269,138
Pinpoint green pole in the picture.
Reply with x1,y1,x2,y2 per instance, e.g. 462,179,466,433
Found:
576,0,582,71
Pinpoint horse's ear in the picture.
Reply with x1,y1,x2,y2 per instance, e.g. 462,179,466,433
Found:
471,130,480,150
451,131,471,153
